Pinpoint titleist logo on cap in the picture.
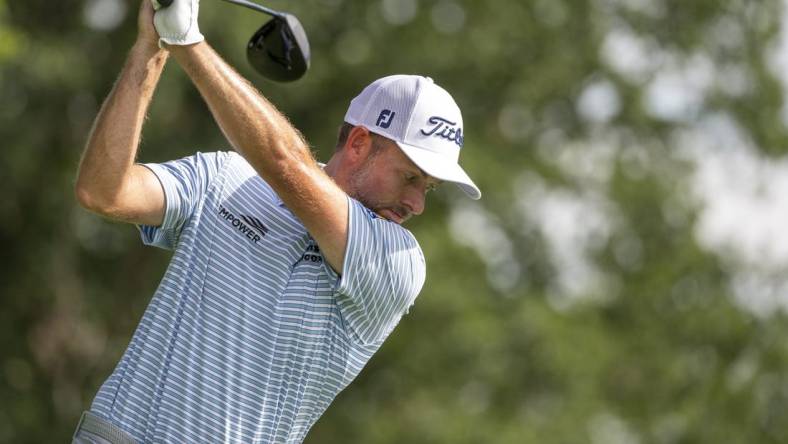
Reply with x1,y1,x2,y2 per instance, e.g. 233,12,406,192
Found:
420,116,463,148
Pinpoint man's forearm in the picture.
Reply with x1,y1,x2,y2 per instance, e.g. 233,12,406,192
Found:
168,41,350,272
168,42,316,186
76,43,169,209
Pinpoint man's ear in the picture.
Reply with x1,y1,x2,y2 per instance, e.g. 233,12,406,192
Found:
345,126,373,163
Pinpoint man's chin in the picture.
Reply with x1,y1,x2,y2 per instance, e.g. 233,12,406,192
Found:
374,208,395,222
376,208,408,224
351,194,407,224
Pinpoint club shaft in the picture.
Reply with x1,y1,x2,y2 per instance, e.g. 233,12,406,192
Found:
156,0,284,18
217,0,284,18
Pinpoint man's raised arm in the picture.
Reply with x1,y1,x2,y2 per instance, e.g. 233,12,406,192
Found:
166,37,350,273
75,2,168,227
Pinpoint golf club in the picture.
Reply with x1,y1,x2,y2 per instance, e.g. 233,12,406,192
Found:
156,0,310,82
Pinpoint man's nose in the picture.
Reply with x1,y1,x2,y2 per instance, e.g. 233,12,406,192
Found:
402,188,425,216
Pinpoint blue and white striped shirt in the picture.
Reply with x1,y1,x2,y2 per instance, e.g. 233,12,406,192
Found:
89,151,426,443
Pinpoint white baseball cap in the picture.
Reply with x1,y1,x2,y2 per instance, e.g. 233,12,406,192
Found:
344,75,481,200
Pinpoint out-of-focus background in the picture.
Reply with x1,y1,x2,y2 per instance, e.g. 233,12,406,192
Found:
3,0,788,442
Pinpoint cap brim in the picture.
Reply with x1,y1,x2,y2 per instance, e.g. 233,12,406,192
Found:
396,142,481,200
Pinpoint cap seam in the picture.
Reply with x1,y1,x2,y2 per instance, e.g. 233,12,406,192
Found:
402,77,425,143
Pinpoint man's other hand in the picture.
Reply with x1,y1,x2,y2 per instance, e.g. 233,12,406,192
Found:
151,0,204,47
135,1,161,51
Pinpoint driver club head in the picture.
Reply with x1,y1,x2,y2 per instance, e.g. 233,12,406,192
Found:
247,13,311,82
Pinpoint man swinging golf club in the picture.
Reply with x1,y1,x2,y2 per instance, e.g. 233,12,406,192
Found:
73,0,480,442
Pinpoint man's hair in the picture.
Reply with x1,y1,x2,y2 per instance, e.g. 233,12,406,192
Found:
334,122,354,151
334,122,390,156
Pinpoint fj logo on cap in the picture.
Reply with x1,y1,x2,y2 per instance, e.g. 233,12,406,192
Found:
420,116,463,147
376,109,396,129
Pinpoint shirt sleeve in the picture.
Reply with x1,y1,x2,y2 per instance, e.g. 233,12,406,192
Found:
335,197,426,345
137,151,231,250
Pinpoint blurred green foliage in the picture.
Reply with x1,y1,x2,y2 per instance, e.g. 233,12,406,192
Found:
3,0,788,443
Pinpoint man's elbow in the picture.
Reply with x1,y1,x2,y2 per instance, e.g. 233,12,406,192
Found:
74,179,113,216
75,181,99,212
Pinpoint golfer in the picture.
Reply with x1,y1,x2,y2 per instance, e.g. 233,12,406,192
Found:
72,1,480,442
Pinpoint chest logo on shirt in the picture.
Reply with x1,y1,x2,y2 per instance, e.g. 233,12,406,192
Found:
218,205,269,244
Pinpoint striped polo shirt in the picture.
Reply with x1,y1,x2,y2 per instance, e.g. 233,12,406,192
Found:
89,151,426,443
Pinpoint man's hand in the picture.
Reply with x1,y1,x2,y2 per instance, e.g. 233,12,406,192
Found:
136,1,160,52
150,0,205,47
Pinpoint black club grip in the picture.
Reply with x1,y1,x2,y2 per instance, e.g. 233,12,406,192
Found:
156,0,174,7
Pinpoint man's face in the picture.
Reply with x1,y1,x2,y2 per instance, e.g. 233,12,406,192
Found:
348,136,442,225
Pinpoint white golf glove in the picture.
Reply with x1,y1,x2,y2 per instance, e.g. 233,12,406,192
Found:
150,0,204,47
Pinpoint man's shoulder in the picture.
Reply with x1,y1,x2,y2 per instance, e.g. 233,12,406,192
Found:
348,198,424,258
216,150,250,173
213,151,271,187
